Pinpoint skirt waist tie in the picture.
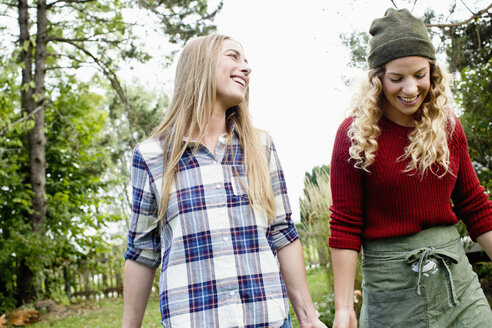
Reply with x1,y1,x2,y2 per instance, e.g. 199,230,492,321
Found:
405,247,460,307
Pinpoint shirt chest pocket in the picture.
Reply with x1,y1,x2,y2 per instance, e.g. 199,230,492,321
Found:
229,164,249,198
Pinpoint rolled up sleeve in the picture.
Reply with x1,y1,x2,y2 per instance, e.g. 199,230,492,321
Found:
124,147,161,268
266,133,300,250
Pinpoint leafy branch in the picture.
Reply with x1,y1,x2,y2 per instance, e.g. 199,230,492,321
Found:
0,105,43,136
426,3,492,28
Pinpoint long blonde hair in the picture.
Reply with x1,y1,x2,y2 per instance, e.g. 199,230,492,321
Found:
151,34,275,222
348,61,456,177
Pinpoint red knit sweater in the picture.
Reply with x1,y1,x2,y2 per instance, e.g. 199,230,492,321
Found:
329,116,492,251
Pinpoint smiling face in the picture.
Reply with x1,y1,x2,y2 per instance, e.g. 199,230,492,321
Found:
381,56,431,127
214,39,251,112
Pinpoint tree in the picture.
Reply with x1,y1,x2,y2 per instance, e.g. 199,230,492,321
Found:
442,12,492,193
0,52,32,312
0,71,120,310
455,59,492,193
106,82,169,229
339,31,370,70
0,0,221,306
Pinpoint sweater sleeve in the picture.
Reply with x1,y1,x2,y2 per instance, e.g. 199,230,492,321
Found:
328,118,365,251
451,119,492,241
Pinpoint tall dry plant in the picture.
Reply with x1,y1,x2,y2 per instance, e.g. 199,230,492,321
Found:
298,168,363,316
299,170,332,270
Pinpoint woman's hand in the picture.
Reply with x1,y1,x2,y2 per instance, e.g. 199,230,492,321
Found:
277,240,328,328
331,248,359,328
332,308,357,328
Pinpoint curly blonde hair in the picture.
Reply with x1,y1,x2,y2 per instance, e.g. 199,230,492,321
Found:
348,61,456,177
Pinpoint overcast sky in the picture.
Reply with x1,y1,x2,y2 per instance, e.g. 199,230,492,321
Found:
121,0,486,220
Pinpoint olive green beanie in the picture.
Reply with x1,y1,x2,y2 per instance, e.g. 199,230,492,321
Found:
367,8,435,69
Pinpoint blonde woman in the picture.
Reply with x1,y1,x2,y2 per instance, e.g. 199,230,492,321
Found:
329,9,492,328
122,34,325,328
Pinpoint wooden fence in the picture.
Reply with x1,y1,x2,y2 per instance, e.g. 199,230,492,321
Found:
296,221,331,269
42,247,125,302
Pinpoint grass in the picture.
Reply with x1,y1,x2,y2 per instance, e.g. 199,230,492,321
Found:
290,267,332,327
28,296,161,328
23,268,331,328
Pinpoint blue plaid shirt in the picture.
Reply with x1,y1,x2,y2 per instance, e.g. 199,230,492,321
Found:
124,131,299,328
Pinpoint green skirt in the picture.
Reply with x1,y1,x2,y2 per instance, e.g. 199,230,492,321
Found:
359,225,492,328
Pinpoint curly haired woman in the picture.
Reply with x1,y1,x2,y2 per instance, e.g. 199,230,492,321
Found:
329,8,492,328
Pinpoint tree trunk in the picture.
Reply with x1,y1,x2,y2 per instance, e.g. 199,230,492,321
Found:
18,0,33,115
31,0,47,234
63,266,72,302
17,0,48,305
17,0,36,306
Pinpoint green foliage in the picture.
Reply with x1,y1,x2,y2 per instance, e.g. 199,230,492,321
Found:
298,166,364,325
0,0,220,310
139,0,223,44
0,54,32,311
287,267,333,327
288,267,362,327
444,15,492,194
105,83,168,227
108,83,168,147
443,14,492,73
44,76,123,250
455,59,492,194
313,293,335,326
473,261,492,279
339,31,369,69
297,169,334,324
303,164,330,187
0,68,121,311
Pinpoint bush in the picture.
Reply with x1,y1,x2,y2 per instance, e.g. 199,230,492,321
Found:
314,293,335,326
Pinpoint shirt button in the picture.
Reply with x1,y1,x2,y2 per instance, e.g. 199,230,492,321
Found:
216,184,221,189
223,236,229,242
229,291,235,296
